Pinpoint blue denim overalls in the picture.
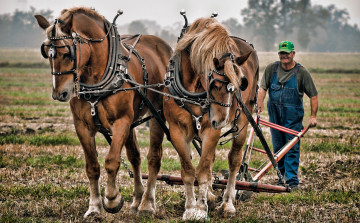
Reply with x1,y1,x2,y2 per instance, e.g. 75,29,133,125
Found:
267,61,304,186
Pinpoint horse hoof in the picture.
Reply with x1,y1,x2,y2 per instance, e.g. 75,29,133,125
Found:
84,203,101,218
102,195,124,214
130,206,138,215
138,200,156,216
207,193,218,211
138,209,155,217
84,206,101,218
223,209,236,218
182,208,196,221
216,203,236,217
207,196,220,211
183,208,208,221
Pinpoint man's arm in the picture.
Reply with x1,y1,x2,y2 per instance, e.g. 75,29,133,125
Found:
309,95,318,127
257,87,267,113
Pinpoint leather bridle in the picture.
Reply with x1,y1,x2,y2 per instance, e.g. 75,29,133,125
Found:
206,53,237,108
41,19,81,81
40,18,113,96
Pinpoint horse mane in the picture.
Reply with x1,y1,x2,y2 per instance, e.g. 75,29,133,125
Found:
175,18,240,87
46,7,104,38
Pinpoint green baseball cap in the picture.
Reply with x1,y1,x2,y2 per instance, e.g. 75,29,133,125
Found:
278,41,295,53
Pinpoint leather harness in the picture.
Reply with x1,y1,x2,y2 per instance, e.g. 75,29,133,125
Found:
41,13,170,140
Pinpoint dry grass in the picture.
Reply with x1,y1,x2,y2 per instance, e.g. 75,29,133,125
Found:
0,52,359,222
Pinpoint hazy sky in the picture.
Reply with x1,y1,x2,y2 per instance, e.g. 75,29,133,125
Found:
0,0,359,27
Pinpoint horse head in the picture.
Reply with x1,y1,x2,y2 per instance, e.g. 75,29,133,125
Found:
176,17,251,129
208,51,250,129
35,8,108,102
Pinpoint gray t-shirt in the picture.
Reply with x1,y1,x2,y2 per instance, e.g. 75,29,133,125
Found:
260,62,318,99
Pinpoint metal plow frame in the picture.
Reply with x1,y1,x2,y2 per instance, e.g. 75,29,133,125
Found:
137,116,310,194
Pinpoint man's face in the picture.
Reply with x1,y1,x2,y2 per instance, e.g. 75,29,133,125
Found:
278,51,295,64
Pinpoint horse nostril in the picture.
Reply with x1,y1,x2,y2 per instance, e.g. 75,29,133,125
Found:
61,91,68,99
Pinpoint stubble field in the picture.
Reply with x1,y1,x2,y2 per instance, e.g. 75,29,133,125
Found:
0,50,359,222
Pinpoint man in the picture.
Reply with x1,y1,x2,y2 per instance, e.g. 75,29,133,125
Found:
257,41,318,190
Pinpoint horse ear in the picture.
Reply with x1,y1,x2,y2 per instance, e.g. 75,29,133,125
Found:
34,15,50,30
235,51,252,66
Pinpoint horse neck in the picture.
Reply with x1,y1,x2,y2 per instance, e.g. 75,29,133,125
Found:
181,51,204,92
73,13,109,84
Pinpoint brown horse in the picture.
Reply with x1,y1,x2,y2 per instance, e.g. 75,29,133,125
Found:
35,7,172,217
163,18,259,220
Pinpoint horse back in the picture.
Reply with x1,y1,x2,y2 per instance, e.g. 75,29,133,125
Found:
122,35,172,82
121,35,172,109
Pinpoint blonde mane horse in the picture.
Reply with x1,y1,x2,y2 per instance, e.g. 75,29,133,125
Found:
163,17,259,220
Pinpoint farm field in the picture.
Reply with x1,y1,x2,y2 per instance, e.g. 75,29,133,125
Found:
0,49,359,222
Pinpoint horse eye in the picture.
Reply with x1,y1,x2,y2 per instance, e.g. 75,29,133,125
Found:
213,83,222,91
63,53,71,59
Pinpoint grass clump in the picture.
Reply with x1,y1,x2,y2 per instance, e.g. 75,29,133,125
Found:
161,158,182,171
0,184,89,200
303,141,359,154
254,190,360,205
0,134,80,146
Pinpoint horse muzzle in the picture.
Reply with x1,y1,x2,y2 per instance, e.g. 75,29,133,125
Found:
52,87,72,102
209,107,229,130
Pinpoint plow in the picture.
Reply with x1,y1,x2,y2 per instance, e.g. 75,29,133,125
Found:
126,115,310,196
36,7,313,217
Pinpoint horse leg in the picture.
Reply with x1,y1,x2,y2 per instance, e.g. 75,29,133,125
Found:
181,160,197,221
207,153,218,211
168,127,196,220
138,118,164,216
192,129,220,220
218,118,248,217
103,119,130,213
124,128,144,214
74,120,101,218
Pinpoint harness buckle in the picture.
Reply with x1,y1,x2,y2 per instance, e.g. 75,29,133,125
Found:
89,101,98,116
193,115,202,130
227,83,235,93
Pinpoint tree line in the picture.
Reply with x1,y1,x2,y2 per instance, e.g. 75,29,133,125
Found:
0,0,359,52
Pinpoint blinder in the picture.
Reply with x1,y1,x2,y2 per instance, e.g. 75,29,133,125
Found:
206,52,247,107
66,45,76,61
207,70,233,107
240,76,248,91
40,43,48,59
40,38,78,82
40,43,75,61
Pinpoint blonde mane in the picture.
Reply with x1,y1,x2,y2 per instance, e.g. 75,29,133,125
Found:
46,7,104,38
175,18,240,87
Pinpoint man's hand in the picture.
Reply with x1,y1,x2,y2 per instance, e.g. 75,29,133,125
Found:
257,87,267,113
309,116,317,127
309,95,318,128
258,100,264,113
